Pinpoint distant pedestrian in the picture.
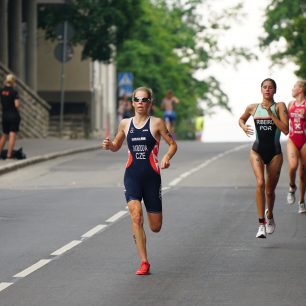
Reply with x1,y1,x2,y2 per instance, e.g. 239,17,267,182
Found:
102,86,177,275
238,78,289,238
161,89,180,137
286,80,306,213
0,74,21,159
195,115,204,141
117,95,132,123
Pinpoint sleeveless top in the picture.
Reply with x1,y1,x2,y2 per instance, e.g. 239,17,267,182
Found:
0,86,19,115
289,100,306,138
125,117,160,175
252,103,281,161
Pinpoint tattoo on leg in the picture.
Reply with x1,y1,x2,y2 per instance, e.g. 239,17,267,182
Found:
166,131,173,139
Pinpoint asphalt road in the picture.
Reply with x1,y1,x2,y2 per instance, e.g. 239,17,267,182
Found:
0,141,305,306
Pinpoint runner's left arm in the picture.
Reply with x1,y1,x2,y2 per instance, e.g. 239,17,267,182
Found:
267,102,289,135
158,118,177,169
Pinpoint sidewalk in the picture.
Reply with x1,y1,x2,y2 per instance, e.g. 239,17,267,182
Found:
0,138,101,175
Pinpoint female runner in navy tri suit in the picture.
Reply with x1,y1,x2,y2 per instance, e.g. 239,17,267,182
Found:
239,78,289,239
102,87,177,275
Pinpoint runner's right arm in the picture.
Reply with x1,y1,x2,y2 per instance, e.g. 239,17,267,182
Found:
239,104,255,137
102,119,127,152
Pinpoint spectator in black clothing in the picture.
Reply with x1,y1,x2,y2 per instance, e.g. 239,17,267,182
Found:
0,74,21,159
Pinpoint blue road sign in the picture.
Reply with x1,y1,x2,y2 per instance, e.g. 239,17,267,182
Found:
118,72,133,96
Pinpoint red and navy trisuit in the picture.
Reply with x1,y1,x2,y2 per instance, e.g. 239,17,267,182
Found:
124,117,162,213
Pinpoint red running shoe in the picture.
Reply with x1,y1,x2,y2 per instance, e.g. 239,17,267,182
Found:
135,261,150,275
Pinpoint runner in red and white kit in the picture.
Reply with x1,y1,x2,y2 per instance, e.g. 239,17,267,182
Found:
287,80,306,213
102,87,177,275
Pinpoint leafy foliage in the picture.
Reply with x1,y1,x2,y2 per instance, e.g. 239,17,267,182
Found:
117,0,254,138
260,0,306,77
38,0,254,138
38,0,142,62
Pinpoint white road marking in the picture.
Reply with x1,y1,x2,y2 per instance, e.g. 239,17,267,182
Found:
51,240,82,256
162,186,171,191
81,224,107,238
106,210,128,223
168,177,181,186
0,282,13,292
169,144,247,187
14,259,51,278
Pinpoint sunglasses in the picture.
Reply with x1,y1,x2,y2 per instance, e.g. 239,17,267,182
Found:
133,97,151,103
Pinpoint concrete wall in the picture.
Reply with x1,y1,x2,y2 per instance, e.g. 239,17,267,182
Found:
37,30,91,92
37,29,117,138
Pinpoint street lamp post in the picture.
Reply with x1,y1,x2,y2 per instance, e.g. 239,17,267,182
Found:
54,21,74,137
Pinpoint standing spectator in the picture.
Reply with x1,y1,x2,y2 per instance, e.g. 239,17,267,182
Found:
195,115,204,141
286,80,306,213
161,89,180,136
0,74,21,159
238,78,289,238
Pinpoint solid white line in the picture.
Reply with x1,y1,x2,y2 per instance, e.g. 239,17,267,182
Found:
168,177,182,186
14,259,51,278
50,240,82,256
168,144,247,187
106,210,128,223
81,224,107,238
162,186,171,191
0,282,13,292
180,172,190,178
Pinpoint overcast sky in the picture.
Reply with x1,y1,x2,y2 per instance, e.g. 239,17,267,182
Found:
199,0,296,142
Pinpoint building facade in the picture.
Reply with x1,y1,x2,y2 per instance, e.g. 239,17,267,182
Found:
0,0,117,138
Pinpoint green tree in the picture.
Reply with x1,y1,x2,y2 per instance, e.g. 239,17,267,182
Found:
38,0,254,139
117,0,253,138
260,0,306,77
38,0,142,62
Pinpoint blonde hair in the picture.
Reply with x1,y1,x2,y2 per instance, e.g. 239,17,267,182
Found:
132,87,153,101
5,74,16,86
297,80,306,96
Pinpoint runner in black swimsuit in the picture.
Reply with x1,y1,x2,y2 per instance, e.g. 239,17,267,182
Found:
239,78,289,239
102,86,177,275
252,102,282,164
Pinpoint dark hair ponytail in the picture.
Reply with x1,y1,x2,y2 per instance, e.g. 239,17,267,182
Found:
261,78,277,91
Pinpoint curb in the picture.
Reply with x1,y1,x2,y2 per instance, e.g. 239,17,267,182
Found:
0,145,100,176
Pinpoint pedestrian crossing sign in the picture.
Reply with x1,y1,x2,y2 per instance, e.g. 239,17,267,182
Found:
118,72,133,86
118,72,133,96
